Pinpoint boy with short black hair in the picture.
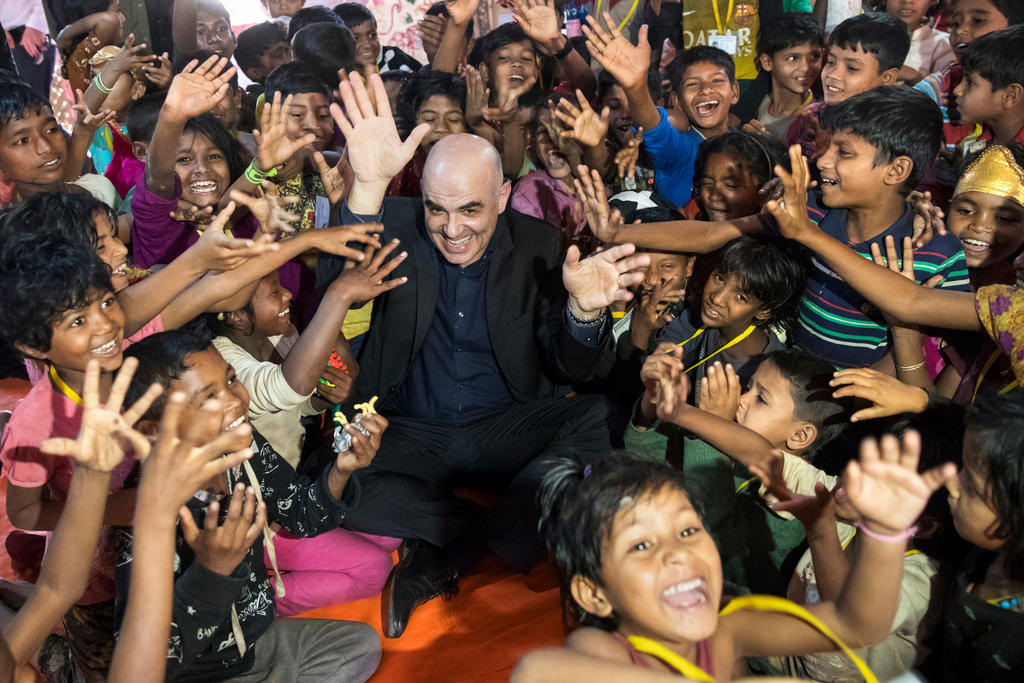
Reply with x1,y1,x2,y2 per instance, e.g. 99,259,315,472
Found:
585,14,739,207
582,85,971,370
751,13,824,142
954,24,1024,146
235,21,292,85
786,12,909,161
333,3,422,73
118,328,382,682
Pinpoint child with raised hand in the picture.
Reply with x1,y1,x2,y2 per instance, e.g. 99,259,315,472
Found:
580,86,971,370
584,12,739,208
767,142,1024,399
209,240,407,468
1,358,162,681
654,235,808,403
54,0,127,96
513,428,956,682
119,328,384,681
631,348,851,595
746,406,961,681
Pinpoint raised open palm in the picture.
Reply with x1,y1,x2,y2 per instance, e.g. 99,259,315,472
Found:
164,55,236,122
562,242,649,314
330,72,430,187
512,0,561,46
555,92,610,149
582,13,650,90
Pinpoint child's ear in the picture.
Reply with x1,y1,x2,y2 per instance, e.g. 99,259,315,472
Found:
1001,83,1024,111
879,67,900,86
752,307,772,324
729,80,740,105
758,54,774,72
570,574,614,619
131,141,149,163
883,155,914,188
12,342,46,362
226,309,251,331
685,256,695,279
136,419,160,442
785,420,819,453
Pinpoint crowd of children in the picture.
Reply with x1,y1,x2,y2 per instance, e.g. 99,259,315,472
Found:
0,0,1022,680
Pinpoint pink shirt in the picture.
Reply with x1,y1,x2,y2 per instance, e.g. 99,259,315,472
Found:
510,170,587,239
0,315,165,603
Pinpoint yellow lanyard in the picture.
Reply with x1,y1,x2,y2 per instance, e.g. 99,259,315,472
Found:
626,636,713,681
49,365,83,406
710,0,736,34
720,595,879,683
629,595,879,682
664,325,757,374
971,349,1018,404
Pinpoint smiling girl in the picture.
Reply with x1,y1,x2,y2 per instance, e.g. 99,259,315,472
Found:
514,436,956,682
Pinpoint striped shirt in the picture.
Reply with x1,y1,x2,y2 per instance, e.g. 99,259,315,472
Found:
765,192,970,368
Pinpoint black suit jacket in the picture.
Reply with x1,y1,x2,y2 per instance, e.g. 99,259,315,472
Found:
317,197,612,412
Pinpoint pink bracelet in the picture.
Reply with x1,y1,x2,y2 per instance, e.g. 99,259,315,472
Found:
855,521,918,542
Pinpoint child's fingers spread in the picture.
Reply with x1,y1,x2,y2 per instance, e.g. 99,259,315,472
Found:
81,359,102,410
39,437,78,458
225,483,246,522
202,500,221,531
122,429,153,461
897,430,921,470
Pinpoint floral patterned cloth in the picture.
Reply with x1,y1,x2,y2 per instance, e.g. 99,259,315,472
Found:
975,283,1024,387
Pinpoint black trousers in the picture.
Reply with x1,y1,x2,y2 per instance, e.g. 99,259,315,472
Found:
340,394,610,572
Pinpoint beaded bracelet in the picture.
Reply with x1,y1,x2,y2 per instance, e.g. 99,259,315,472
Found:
93,73,112,94
567,306,606,326
854,521,918,542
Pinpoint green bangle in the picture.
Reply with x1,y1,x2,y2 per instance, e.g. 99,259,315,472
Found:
244,160,278,185
93,73,112,94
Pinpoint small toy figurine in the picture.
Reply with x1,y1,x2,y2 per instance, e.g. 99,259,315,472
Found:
332,395,379,453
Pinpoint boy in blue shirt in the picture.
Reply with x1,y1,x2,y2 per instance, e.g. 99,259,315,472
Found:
579,85,971,370
584,14,738,207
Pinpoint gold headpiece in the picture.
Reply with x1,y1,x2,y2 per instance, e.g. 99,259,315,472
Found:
954,145,1024,208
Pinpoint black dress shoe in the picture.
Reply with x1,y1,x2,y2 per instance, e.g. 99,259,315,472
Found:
382,540,459,638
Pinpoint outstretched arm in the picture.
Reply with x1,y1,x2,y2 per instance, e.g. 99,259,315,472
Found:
433,0,478,73
146,55,236,199
2,360,161,665
513,0,596,100
768,145,980,331
575,166,762,249
583,14,659,132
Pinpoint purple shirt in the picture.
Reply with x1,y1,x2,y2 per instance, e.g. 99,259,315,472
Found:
510,170,587,240
130,175,258,268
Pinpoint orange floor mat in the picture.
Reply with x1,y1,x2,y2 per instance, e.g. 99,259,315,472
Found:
0,370,567,681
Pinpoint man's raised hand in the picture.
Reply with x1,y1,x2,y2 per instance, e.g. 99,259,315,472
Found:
330,71,430,197
563,242,650,317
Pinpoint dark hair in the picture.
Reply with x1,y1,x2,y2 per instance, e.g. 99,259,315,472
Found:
291,23,358,88
538,456,704,629
124,91,167,144
264,62,333,106
964,390,1024,580
333,3,376,27
288,6,345,40
0,234,113,353
0,82,50,129
183,113,246,182
828,12,910,72
124,328,217,422
173,50,239,91
673,46,735,92
763,350,851,448
693,131,786,194
821,86,942,193
598,67,661,106
705,235,809,339
961,25,1024,92
986,0,1024,25
756,13,824,64
236,22,289,74
0,192,109,249
634,206,684,223
396,70,467,137
469,22,534,69
198,0,231,22
425,1,475,39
